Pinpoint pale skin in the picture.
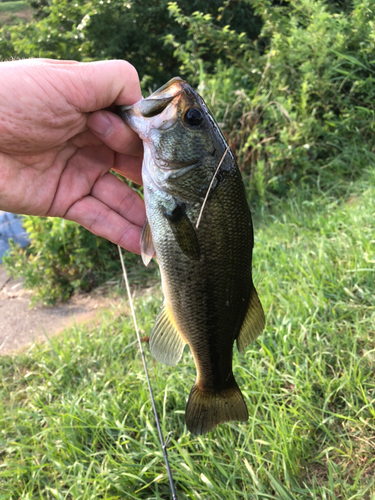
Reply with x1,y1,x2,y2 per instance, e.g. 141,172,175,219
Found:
0,58,145,254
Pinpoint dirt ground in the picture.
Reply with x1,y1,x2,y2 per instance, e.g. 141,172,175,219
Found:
0,7,32,27
0,264,124,355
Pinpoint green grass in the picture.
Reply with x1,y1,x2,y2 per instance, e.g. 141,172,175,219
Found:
0,1,29,14
0,1,31,28
0,169,374,499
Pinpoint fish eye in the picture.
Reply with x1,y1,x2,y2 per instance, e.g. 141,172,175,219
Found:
184,108,203,127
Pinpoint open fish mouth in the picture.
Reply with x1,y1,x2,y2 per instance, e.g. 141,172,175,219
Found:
137,76,186,117
147,77,186,99
116,77,201,140
117,77,185,126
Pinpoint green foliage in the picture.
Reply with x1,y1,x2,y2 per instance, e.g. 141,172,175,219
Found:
7,0,88,60
0,26,17,57
1,0,261,88
27,0,50,20
3,217,122,304
167,0,375,198
0,1,29,14
0,169,374,498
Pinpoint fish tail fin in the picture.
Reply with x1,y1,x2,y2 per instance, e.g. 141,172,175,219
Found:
185,376,248,435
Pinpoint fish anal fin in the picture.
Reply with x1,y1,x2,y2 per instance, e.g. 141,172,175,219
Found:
150,303,186,366
185,375,248,435
140,218,155,266
164,204,200,261
236,286,265,353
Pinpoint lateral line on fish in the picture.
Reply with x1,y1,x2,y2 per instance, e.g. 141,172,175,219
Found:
195,145,230,229
118,246,178,500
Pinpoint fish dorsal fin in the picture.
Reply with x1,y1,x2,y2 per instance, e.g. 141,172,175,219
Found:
140,218,155,266
150,303,187,366
164,204,200,261
236,286,265,353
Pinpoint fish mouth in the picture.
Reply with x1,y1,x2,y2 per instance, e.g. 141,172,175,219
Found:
116,77,200,175
116,77,186,123
144,76,186,104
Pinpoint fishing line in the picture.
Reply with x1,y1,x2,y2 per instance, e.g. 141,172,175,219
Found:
196,145,230,229
118,245,178,500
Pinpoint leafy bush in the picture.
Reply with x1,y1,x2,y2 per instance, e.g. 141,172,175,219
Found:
1,0,261,89
3,217,122,304
167,0,375,199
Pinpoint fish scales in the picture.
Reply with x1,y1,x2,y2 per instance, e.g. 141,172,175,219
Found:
117,77,265,435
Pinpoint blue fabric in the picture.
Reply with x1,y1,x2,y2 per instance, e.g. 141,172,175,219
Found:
0,212,29,263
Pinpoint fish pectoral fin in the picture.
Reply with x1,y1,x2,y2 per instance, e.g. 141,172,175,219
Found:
150,304,186,366
236,285,265,353
164,204,200,261
140,218,155,266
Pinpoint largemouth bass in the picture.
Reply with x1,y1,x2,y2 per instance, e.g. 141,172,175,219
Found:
117,77,265,435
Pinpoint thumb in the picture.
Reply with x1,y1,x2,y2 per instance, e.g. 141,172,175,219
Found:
87,110,143,157
68,60,142,112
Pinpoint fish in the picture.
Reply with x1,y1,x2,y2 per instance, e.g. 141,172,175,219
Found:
117,77,265,435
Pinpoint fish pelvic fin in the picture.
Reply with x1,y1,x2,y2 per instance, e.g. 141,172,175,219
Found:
185,376,249,435
236,285,265,353
150,303,186,366
140,218,155,266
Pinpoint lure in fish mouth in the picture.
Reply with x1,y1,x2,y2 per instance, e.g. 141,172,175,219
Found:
117,77,265,435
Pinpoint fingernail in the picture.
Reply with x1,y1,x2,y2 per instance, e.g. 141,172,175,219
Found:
88,113,113,137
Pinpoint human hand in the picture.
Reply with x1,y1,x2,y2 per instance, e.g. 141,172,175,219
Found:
0,58,145,254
